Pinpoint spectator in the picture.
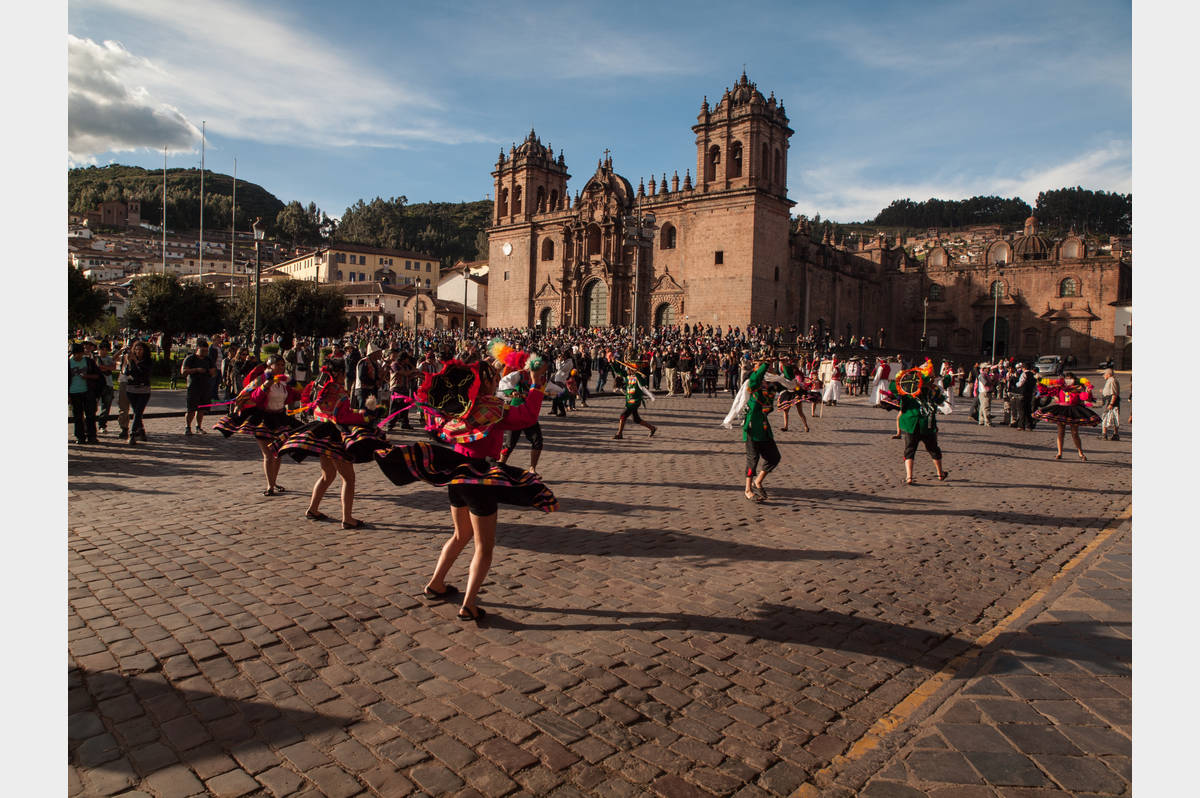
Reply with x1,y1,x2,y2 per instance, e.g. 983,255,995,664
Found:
182,339,217,434
68,342,101,445
121,340,153,445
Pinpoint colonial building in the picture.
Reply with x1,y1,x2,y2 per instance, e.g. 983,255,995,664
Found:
483,72,1132,366
274,243,439,287
898,216,1131,365
437,261,489,323
340,281,481,331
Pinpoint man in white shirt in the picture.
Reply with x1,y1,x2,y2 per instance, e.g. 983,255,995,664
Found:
976,366,994,427
1100,368,1121,441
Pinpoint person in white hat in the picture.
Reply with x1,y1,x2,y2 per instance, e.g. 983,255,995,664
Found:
354,343,383,410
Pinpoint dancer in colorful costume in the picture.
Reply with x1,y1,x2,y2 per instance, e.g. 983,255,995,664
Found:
214,354,302,496
373,355,557,623
491,339,556,474
278,359,388,528
611,356,658,439
891,359,951,485
775,354,809,432
722,358,798,501
1033,372,1100,461
870,357,892,407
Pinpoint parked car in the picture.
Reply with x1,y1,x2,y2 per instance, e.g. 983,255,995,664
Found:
1034,355,1064,376
1097,357,1115,370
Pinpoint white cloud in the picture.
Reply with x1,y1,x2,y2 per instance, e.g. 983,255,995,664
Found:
794,141,1132,222
68,0,492,155
68,35,200,158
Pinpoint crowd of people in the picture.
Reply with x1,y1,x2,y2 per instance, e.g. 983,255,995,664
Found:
69,321,1125,621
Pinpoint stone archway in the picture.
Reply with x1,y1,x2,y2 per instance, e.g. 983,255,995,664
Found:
654,302,675,328
539,307,553,329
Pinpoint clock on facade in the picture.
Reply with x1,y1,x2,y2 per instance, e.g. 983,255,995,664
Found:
501,242,513,256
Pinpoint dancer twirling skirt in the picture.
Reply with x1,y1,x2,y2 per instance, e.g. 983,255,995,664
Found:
278,359,387,529
214,354,302,496
1033,372,1100,461
374,357,557,623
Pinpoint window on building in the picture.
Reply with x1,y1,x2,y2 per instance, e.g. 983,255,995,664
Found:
357,298,365,305
929,283,944,301
549,190,559,211
349,272,356,282
990,280,1005,298
405,260,411,269
1059,331,1072,349
542,239,555,260
715,250,724,265
660,224,676,250
1059,277,1079,297
762,143,770,181
729,141,743,178
774,266,779,281
498,188,508,218
336,270,343,280
586,225,602,256
504,271,509,281
513,185,522,215
536,185,546,213
426,263,431,271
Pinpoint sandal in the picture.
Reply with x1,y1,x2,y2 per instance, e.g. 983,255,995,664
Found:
752,484,768,500
612,434,623,439
273,485,286,493
1078,453,1087,462
891,433,902,439
648,427,657,438
1054,453,1063,460
744,491,763,502
263,488,277,496
342,519,367,530
458,606,487,624
937,471,950,482
424,584,460,600
905,477,916,485
305,510,329,521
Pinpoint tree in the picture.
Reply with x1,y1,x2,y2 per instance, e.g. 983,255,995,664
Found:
68,266,107,334
124,274,225,361
227,280,348,345
276,200,322,247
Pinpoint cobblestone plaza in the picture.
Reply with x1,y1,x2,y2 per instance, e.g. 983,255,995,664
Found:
68,388,1131,797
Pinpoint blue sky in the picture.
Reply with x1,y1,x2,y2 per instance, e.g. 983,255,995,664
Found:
67,0,1131,223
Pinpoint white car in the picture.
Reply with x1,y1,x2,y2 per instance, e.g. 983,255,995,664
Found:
1034,355,1064,376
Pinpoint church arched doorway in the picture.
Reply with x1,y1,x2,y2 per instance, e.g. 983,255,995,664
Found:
982,316,1009,358
654,302,675,328
581,279,609,327
539,307,553,329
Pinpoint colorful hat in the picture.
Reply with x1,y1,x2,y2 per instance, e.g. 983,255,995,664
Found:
417,359,505,444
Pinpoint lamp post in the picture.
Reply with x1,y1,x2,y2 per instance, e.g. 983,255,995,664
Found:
920,296,928,351
622,197,656,349
252,217,264,359
462,265,469,341
990,267,1004,364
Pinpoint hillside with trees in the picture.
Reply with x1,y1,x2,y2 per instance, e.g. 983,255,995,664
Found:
334,197,492,268
859,188,1131,236
68,164,288,235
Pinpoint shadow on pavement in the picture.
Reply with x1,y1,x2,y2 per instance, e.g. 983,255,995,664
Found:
503,523,867,563
984,620,1131,677
69,668,356,777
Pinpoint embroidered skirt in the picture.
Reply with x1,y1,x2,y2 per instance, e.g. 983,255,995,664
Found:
1032,403,1101,427
374,442,558,512
214,408,299,443
278,420,389,463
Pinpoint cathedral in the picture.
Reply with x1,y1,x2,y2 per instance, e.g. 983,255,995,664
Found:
485,73,1131,366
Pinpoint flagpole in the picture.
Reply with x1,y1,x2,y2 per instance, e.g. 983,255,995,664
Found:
199,120,205,282
162,146,167,274
230,157,237,299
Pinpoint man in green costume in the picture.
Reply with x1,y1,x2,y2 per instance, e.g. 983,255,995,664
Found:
742,359,781,501
612,359,657,439
891,366,950,485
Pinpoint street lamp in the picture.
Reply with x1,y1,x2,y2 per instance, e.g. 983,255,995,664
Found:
622,197,656,348
920,296,928,351
252,217,264,360
461,264,469,341
990,266,1004,364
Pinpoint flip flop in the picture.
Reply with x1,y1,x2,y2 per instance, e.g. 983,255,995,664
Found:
424,585,460,600
305,510,329,521
458,606,487,624
342,519,367,530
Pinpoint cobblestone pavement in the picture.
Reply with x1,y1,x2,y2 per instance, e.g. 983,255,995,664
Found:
860,521,1130,798
68,385,1131,797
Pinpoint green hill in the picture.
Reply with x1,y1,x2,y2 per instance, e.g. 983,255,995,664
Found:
68,164,285,234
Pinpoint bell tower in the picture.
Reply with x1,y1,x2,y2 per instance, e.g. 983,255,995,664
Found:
492,129,570,224
692,71,792,197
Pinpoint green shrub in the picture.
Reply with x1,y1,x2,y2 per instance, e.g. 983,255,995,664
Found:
262,343,281,356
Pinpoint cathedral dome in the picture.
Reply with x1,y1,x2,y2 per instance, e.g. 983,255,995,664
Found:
1013,233,1051,260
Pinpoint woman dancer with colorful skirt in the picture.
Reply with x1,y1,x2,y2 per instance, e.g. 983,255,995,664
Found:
1033,372,1100,461
803,366,824,419
278,359,388,529
214,354,302,496
775,354,809,432
374,355,557,623
890,360,951,485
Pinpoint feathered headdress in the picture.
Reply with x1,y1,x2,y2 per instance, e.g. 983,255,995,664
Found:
417,359,506,444
917,358,934,378
489,337,530,374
